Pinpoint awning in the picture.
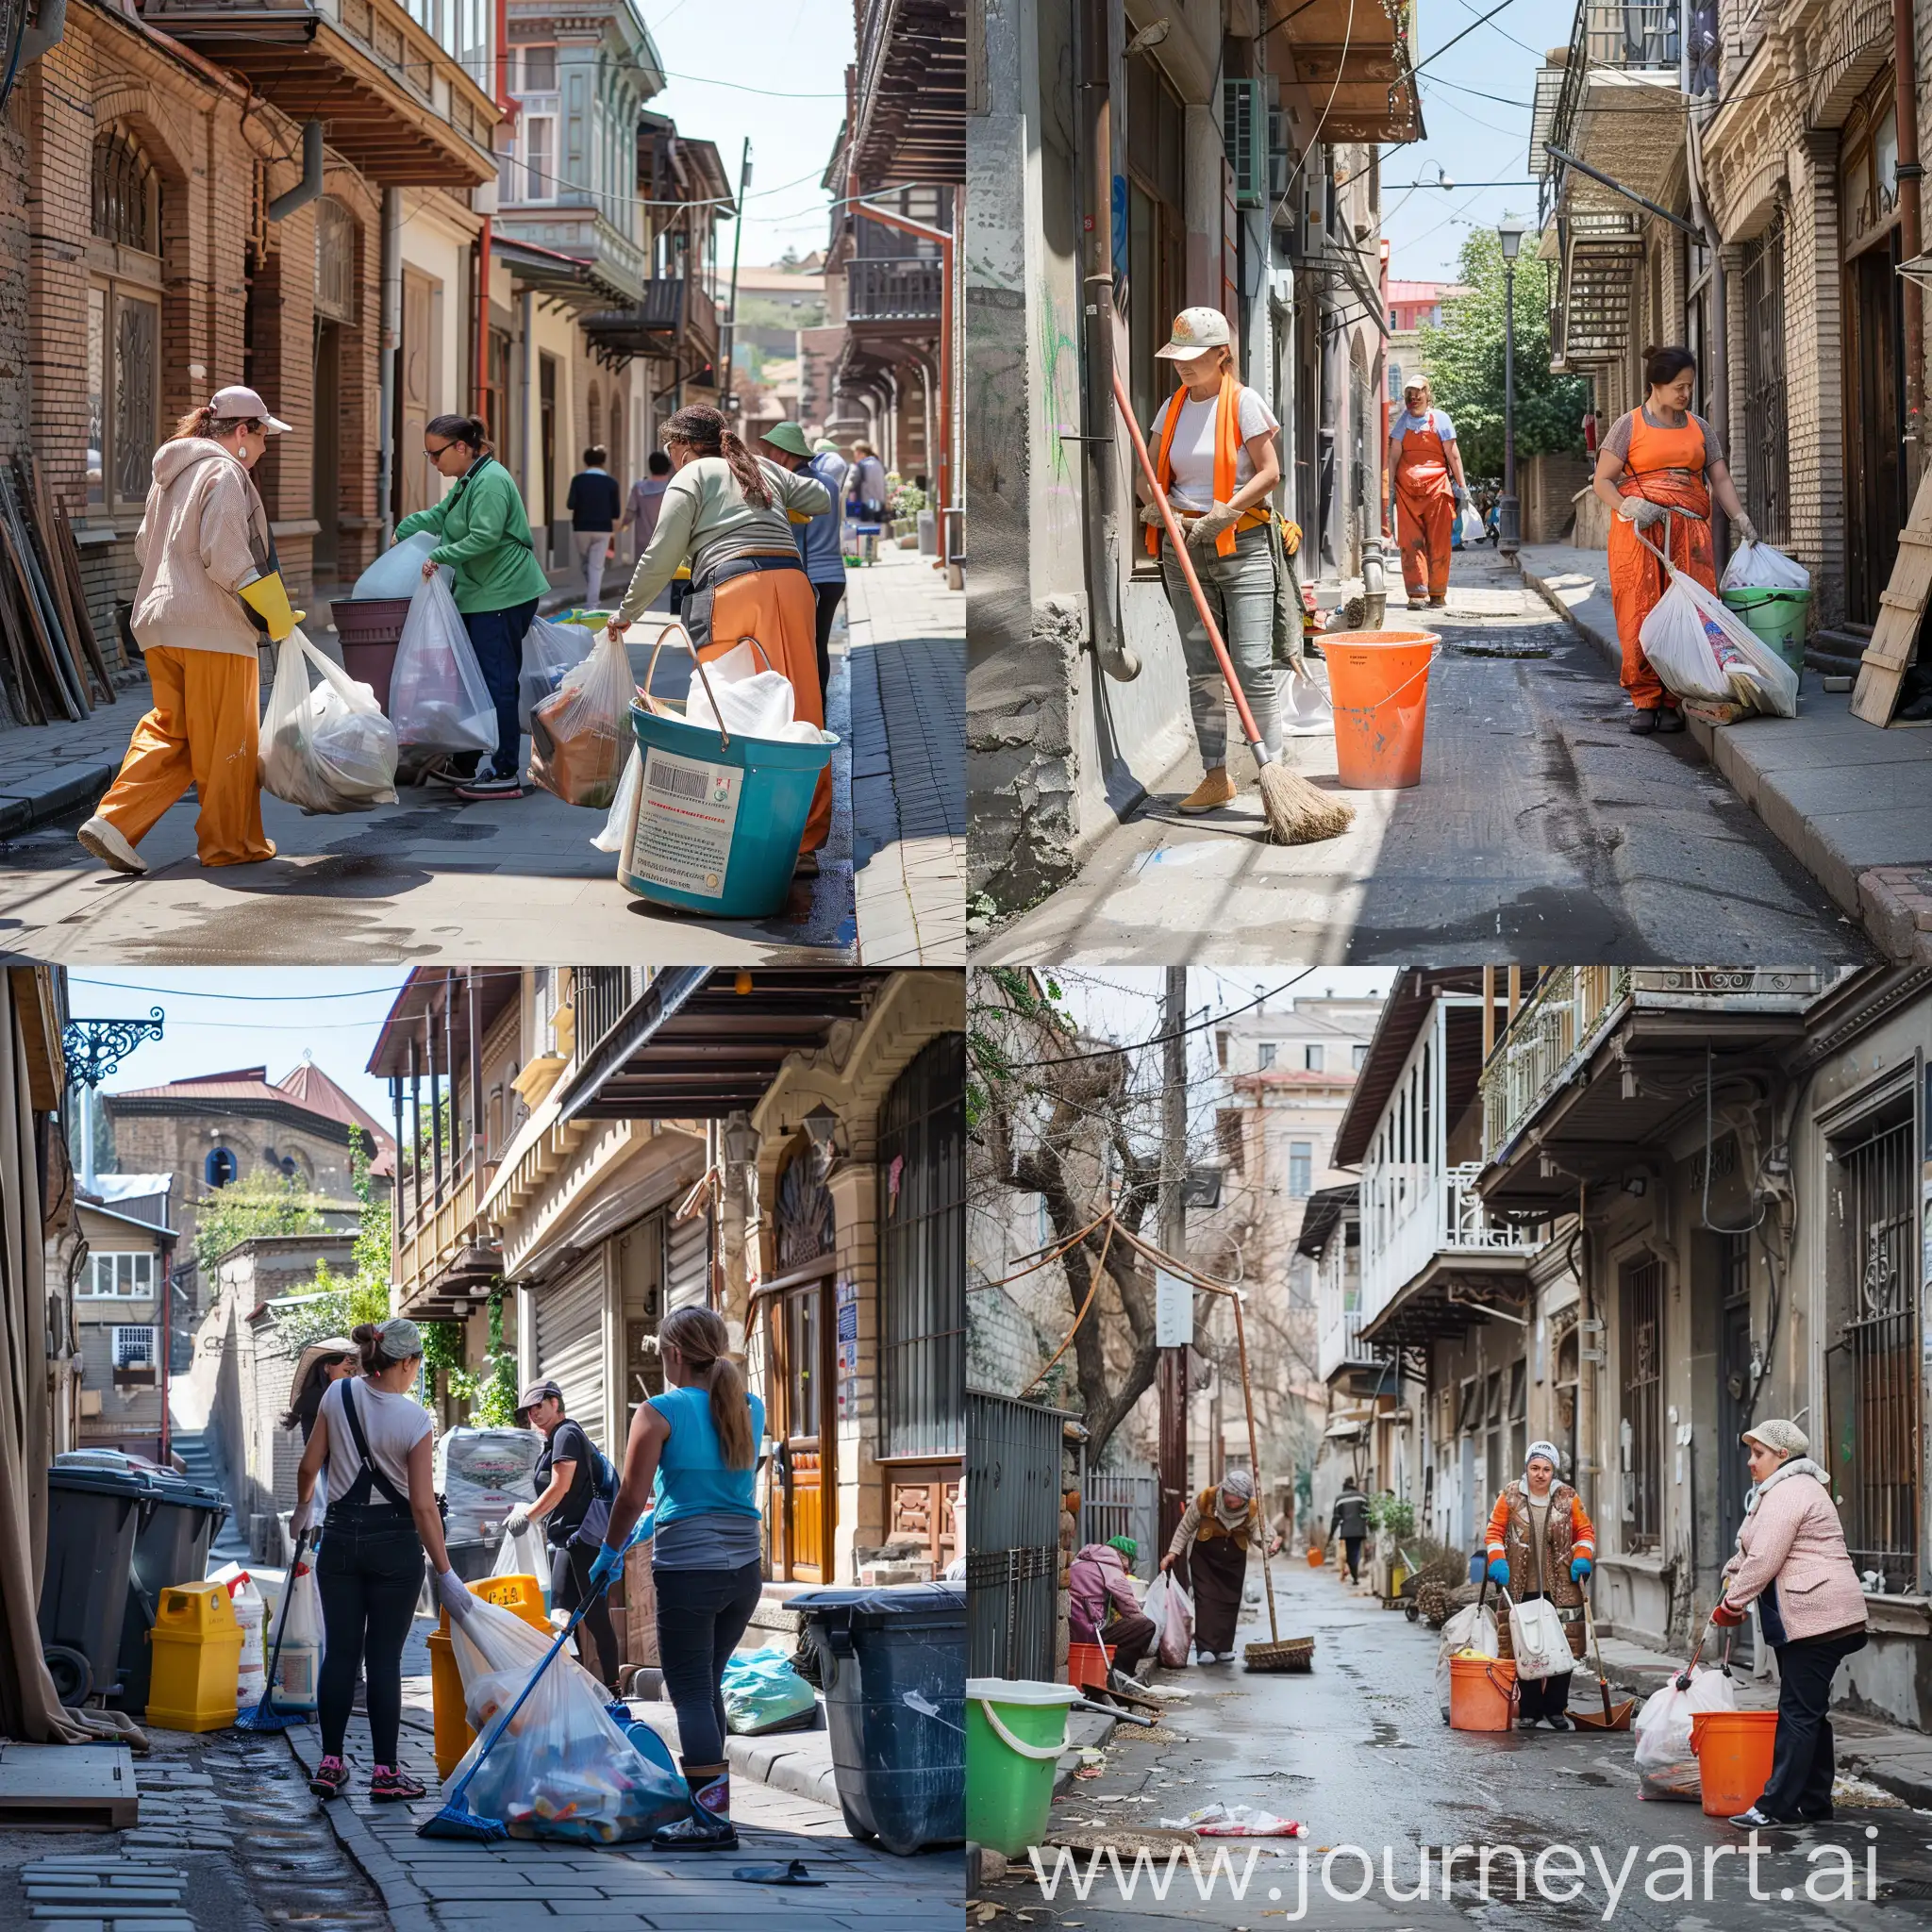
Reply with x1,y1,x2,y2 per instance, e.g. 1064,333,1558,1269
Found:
1357,1254,1533,1349
1324,1417,1368,1440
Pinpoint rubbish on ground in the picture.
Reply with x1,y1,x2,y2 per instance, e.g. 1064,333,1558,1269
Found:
1157,1803,1307,1837
259,628,399,813
731,1859,826,1886
529,632,633,808
1833,1774,1906,1808
1721,541,1810,592
721,1646,820,1735
351,531,441,601
1633,1663,1736,1801
388,569,499,756
518,616,594,728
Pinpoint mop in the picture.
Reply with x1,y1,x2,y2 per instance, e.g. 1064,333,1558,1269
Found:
235,1530,312,1734
1111,370,1355,846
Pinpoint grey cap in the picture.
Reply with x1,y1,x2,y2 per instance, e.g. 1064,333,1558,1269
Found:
375,1317,422,1361
516,1377,564,1417
1742,1419,1807,1458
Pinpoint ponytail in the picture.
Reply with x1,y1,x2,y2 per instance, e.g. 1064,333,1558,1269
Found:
425,412,492,458
661,405,773,510
351,1321,385,1374
170,407,262,443
660,1305,754,1468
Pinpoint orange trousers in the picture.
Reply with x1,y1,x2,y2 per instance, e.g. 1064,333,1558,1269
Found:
1608,509,1713,709
1396,489,1454,599
95,644,275,867
700,566,830,852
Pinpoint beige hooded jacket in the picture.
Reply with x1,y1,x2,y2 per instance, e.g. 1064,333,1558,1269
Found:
131,438,273,659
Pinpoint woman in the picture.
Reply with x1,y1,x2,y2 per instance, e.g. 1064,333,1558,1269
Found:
1137,308,1290,817
1713,1421,1868,1829
587,1307,765,1852
77,386,300,876
290,1319,473,1803
1591,345,1757,735
1385,377,1469,608
1484,1442,1596,1731
606,406,833,870
1160,1468,1279,1663
622,451,674,567
281,1339,358,1443
1069,1535,1156,1684
391,414,550,802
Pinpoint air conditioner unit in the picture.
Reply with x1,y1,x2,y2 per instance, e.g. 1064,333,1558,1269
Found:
1224,78,1265,210
1267,107,1291,203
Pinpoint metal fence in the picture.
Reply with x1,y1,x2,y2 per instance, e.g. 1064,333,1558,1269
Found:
969,1388,1071,1681
1080,1473,1159,1581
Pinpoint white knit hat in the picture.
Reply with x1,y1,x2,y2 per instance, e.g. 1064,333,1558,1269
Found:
1741,1419,1807,1458
1525,1441,1562,1473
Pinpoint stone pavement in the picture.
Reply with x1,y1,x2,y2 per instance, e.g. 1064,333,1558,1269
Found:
842,547,966,963
1519,541,1932,966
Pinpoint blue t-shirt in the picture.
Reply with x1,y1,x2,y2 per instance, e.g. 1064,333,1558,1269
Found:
794,451,849,585
1391,408,1456,444
650,1384,764,1527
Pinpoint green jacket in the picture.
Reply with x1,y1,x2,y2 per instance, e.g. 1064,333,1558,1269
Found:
393,456,551,614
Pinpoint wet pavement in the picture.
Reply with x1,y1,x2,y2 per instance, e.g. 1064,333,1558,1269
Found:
979,1560,1932,1927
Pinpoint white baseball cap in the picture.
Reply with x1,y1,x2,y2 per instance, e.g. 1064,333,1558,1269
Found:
208,385,291,434
1154,307,1233,359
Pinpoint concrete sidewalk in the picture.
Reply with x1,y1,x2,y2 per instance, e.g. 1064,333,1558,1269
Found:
1519,541,1932,964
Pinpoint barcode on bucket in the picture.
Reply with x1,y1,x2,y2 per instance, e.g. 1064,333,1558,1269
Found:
646,760,712,803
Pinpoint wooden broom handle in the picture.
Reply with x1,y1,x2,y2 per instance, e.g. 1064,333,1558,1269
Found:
1232,1295,1279,1646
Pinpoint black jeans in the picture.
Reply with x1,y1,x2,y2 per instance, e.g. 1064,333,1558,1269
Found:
316,1504,424,1765
1758,1631,1867,1819
457,597,539,778
653,1559,763,1769
810,581,845,699
1342,1536,1363,1581
1516,1668,1574,1721
552,1539,620,1690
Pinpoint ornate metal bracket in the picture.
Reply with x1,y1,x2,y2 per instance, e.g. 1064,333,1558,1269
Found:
63,1011,164,1091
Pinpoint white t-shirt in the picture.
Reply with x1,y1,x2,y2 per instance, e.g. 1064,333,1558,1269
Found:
320,1375,432,1506
1148,387,1281,512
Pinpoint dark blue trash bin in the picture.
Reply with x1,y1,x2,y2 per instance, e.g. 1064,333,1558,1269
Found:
41,1463,151,1704
788,1580,964,1856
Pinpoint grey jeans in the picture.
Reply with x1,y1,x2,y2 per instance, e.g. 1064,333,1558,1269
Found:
1158,524,1282,770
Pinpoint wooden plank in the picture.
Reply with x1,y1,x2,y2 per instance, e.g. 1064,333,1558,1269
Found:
53,497,117,696
21,455,109,706
0,567,48,724
0,1743,138,1827
1852,463,1932,725
0,486,83,722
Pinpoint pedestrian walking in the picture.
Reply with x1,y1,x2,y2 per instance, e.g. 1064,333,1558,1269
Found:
290,1319,475,1804
566,445,623,608
759,421,847,697
1712,1421,1868,1829
282,1338,358,1518
1136,307,1292,817
1070,1536,1157,1686
1484,1442,1596,1732
1591,344,1756,735
391,413,550,801
77,386,300,876
1329,1476,1371,1583
588,1307,766,1853
1160,1468,1278,1663
623,450,674,566
606,404,833,871
848,441,888,520
507,1377,620,1690
1386,377,1468,607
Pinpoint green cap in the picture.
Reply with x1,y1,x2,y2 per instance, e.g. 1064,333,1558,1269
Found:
759,421,813,459
1108,1535,1138,1562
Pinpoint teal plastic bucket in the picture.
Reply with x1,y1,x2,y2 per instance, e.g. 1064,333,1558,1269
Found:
618,701,833,917
1721,587,1809,676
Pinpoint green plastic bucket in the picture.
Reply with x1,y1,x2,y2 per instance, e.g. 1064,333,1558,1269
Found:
618,702,834,918
1721,587,1809,676
965,1677,1079,1858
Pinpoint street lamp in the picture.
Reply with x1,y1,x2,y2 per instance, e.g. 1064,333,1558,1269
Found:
1495,219,1525,559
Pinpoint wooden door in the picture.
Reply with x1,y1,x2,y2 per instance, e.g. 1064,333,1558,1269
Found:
1846,238,1905,623
398,269,437,522
770,1278,832,1581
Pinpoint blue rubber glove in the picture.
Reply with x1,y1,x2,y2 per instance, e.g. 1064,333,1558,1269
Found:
588,1541,625,1592
1486,1558,1510,1589
624,1508,656,1550
1571,1557,1592,1584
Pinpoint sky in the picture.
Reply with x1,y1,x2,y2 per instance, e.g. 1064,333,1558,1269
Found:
641,0,847,270
71,969,406,1127
1381,0,1561,285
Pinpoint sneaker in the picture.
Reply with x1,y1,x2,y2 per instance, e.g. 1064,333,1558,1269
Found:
308,1756,350,1800
1541,1714,1575,1732
1177,769,1238,813
76,817,147,875
369,1765,425,1803
1515,1717,1542,1731
454,774,525,802
1656,707,1687,734
1195,1651,1218,1665
1627,708,1661,735
1728,1807,1790,1831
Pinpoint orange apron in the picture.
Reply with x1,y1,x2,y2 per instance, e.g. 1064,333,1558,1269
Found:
1607,408,1716,710
1394,414,1455,600
95,644,275,867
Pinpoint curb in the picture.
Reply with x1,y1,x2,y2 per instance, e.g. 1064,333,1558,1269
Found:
279,1728,436,1925
0,760,119,838
724,1729,843,1810
1518,559,1623,676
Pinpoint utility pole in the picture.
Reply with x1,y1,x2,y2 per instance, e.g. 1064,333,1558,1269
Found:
1157,967,1190,1555
720,140,752,420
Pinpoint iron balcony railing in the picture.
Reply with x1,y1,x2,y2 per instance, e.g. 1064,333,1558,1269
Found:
572,969,638,1066
1359,1163,1546,1332
846,257,943,324
1541,0,1683,225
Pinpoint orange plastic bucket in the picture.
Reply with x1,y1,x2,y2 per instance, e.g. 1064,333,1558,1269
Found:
1066,1640,1114,1691
1321,631,1441,789
1690,1709,1778,1817
1307,1547,1325,1569
1448,1655,1517,1732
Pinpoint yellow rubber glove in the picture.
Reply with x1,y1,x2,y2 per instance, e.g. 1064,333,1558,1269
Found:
238,571,302,641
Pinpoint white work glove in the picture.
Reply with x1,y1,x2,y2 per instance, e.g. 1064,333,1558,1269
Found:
289,1495,314,1539
1185,502,1241,549
1619,497,1669,529
505,1505,532,1536
1138,502,1168,528
437,1570,476,1624
1734,513,1759,547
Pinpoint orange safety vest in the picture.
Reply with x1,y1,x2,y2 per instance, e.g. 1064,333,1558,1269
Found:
1147,375,1246,559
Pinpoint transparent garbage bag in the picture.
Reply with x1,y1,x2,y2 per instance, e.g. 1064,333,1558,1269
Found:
1632,1663,1736,1802
447,1596,690,1842
491,1523,551,1591
1434,1600,1499,1721
1459,503,1486,545
528,632,634,808
591,746,641,856
721,1646,820,1735
351,530,441,601
519,616,594,729
259,627,398,813
1721,541,1810,593
1638,573,1799,717
388,569,499,756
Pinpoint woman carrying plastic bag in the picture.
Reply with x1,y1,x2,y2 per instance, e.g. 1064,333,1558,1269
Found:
259,628,399,814
388,567,499,764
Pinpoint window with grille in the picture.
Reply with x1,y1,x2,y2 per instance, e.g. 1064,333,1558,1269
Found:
85,1253,155,1298
1740,213,1788,542
1620,1257,1662,1548
314,198,358,323
112,1325,156,1367
85,134,163,517
92,129,157,252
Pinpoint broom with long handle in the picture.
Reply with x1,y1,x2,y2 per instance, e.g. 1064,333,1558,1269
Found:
1111,370,1354,845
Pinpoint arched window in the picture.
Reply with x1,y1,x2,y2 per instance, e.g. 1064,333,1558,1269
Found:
87,127,163,512
205,1148,237,1188
92,128,157,252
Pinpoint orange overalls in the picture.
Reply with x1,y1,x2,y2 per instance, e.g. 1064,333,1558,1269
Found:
1607,408,1715,711
1392,411,1456,601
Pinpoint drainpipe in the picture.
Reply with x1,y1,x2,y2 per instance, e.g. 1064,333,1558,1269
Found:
519,286,535,507
1894,0,1924,465
377,187,403,545
1682,70,1726,488
17,0,68,68
267,118,324,222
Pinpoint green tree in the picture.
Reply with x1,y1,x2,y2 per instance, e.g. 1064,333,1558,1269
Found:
1419,230,1590,479
265,1133,392,1355
193,1169,326,1280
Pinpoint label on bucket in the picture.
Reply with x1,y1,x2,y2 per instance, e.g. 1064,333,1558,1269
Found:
627,747,742,898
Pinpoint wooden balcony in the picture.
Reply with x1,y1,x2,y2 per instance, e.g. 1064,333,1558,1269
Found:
1268,0,1422,144
393,1156,496,1317
847,258,942,325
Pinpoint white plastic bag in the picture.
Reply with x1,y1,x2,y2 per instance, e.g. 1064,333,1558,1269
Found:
685,639,797,740
1638,575,1799,717
260,626,399,813
491,1522,550,1589
591,746,641,855
1279,666,1333,738
528,631,633,808
1142,1572,1193,1669
519,616,594,729
351,530,441,600
1721,541,1810,592
447,1596,689,1842
1435,1599,1499,1721
1505,1592,1573,1681
268,1549,324,1712
1460,503,1486,545
1633,1663,1736,1801
389,569,499,756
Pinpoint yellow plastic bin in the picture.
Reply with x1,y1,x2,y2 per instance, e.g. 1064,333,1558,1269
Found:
145,1581,242,1733
426,1574,552,1778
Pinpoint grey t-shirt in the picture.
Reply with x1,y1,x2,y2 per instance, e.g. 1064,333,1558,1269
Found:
653,1508,763,1571
1602,406,1726,472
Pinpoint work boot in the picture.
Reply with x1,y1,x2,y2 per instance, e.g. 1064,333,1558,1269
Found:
1655,707,1686,734
1627,708,1660,735
1177,768,1238,813
652,1769,738,1852
76,817,147,876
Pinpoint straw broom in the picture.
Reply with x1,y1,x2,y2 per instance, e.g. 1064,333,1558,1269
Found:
1111,370,1354,846
1229,1291,1311,1673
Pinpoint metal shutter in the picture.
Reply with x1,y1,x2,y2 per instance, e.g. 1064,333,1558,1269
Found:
535,1260,607,1453
664,1210,709,1313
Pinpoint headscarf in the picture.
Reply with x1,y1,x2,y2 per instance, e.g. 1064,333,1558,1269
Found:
1214,1468,1256,1528
1108,1535,1138,1564
372,1317,423,1362
1524,1441,1562,1480
1741,1419,1807,1458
